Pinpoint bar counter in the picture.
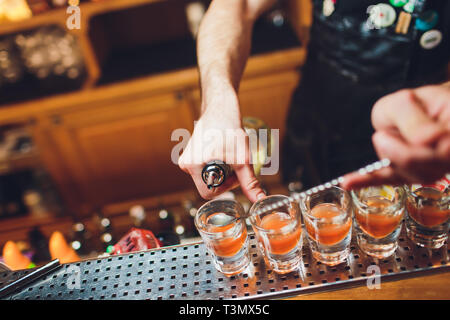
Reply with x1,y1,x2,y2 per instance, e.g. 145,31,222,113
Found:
291,272,450,299
1,229,448,300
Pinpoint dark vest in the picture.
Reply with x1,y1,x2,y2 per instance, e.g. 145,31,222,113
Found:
308,0,450,85
281,0,450,186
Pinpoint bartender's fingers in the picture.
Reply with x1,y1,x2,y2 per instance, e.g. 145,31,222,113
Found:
341,167,402,190
413,84,450,129
234,164,266,203
371,89,446,146
341,130,449,190
373,131,450,182
180,161,240,200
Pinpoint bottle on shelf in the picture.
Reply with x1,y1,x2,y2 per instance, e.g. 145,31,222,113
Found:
31,168,65,217
155,207,180,247
27,226,50,263
23,189,46,217
14,26,85,83
129,205,150,229
182,199,199,238
0,170,31,219
0,37,24,85
173,210,186,241
70,221,94,257
92,212,116,253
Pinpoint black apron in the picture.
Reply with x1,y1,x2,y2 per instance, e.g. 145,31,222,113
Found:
281,0,450,188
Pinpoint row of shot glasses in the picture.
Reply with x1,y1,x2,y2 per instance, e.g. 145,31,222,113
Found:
195,184,449,276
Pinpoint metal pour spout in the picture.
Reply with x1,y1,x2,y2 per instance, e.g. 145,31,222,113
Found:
201,160,231,189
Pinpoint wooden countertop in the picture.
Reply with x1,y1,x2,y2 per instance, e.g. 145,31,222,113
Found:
288,271,450,300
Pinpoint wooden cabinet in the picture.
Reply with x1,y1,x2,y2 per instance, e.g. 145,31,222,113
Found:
34,92,196,216
0,0,307,245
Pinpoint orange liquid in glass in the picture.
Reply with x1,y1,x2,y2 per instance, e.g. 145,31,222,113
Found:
260,211,302,255
355,196,403,239
207,213,247,257
305,203,351,246
406,188,449,228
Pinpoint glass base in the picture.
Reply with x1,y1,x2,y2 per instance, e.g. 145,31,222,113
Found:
213,254,251,276
357,237,398,259
264,255,301,274
312,248,350,266
261,240,303,274
406,226,447,249
211,243,251,276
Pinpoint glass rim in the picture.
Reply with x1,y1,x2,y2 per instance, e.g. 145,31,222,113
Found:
350,185,406,215
195,199,244,236
300,186,351,221
403,184,450,204
248,194,300,234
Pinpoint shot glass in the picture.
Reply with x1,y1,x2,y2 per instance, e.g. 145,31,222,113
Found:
351,185,405,258
249,195,303,274
195,199,250,276
300,186,352,266
405,184,449,249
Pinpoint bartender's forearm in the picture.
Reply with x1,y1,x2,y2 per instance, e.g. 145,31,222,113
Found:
197,0,276,115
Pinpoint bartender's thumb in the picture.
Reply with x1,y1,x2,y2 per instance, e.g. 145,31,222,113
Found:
234,164,266,203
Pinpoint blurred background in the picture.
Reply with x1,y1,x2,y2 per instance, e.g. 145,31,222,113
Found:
0,0,313,268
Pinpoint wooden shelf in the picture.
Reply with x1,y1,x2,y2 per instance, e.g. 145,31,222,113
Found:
0,149,40,176
0,7,66,36
0,47,305,125
0,0,304,107
0,0,169,36
0,0,177,93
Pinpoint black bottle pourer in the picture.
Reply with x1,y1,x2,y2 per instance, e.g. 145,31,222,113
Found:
201,160,232,189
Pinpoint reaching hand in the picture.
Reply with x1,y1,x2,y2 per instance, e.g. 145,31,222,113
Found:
342,82,450,190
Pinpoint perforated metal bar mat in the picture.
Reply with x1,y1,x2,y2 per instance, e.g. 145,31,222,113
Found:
1,227,449,300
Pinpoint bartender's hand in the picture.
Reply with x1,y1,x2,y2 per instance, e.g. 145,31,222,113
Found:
178,0,275,202
178,91,265,202
342,82,450,189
